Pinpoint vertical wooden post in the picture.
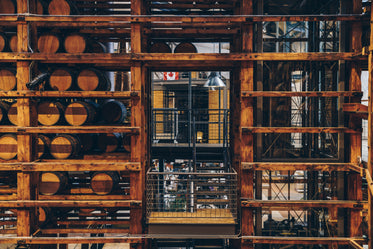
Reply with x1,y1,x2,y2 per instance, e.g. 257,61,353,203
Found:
367,1,373,248
16,0,37,239
130,1,146,248
240,0,254,248
348,0,363,238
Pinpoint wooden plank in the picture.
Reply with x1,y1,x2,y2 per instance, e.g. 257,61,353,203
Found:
41,229,130,234
58,220,130,226
241,162,361,172
242,91,362,97
241,236,364,245
0,14,365,23
0,53,365,63
368,3,373,247
242,127,359,133
21,161,141,172
241,200,367,209
38,195,131,200
0,200,141,208
16,126,139,134
0,236,142,244
348,0,363,239
343,103,368,119
0,91,138,98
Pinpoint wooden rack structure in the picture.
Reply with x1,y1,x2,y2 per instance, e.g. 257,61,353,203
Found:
0,0,371,249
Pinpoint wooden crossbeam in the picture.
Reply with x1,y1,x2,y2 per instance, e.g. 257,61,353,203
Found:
0,53,365,64
343,103,368,119
0,14,366,23
242,91,362,97
242,127,359,134
241,236,365,245
0,236,142,244
241,200,367,209
0,91,138,98
241,162,361,172
0,200,141,208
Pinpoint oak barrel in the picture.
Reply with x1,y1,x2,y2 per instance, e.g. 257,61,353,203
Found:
0,68,16,91
48,0,77,15
77,134,97,153
89,41,107,53
0,134,17,160
174,42,197,53
65,101,97,126
101,101,127,124
77,68,110,91
37,134,51,159
0,101,9,124
90,172,120,195
0,33,7,52
0,0,16,14
122,134,131,152
149,42,172,53
7,102,18,126
37,34,61,53
35,0,47,14
97,133,122,153
49,68,75,91
37,101,65,126
64,34,87,53
9,35,17,52
38,207,52,226
50,134,81,159
40,172,68,195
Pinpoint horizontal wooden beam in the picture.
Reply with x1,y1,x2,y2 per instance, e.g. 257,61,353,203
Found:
0,91,137,99
20,161,140,172
343,103,368,119
0,236,142,244
58,220,130,226
38,195,131,200
14,126,139,134
0,200,141,208
241,236,365,245
0,53,365,64
241,200,367,209
0,14,366,24
242,127,359,133
242,91,362,97
241,162,361,172
41,228,130,234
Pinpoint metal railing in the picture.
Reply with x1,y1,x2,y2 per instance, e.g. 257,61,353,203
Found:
152,108,229,144
146,169,237,223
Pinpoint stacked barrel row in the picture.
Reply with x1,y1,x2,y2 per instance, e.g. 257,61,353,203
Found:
0,133,130,160
0,0,78,15
0,67,111,91
0,99,127,126
40,171,129,195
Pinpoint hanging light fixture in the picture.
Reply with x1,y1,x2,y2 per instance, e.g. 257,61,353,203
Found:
203,72,226,88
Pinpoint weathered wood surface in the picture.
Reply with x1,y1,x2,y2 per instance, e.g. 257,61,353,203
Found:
0,14,366,23
242,91,362,97
242,127,360,133
0,200,141,207
241,162,362,172
0,161,140,172
0,236,142,244
241,236,364,245
241,200,367,209
0,91,136,98
343,103,368,119
0,53,365,63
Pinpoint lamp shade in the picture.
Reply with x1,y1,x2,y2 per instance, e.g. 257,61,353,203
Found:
203,72,226,88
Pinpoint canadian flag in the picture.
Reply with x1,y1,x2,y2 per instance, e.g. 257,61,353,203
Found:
163,72,179,80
